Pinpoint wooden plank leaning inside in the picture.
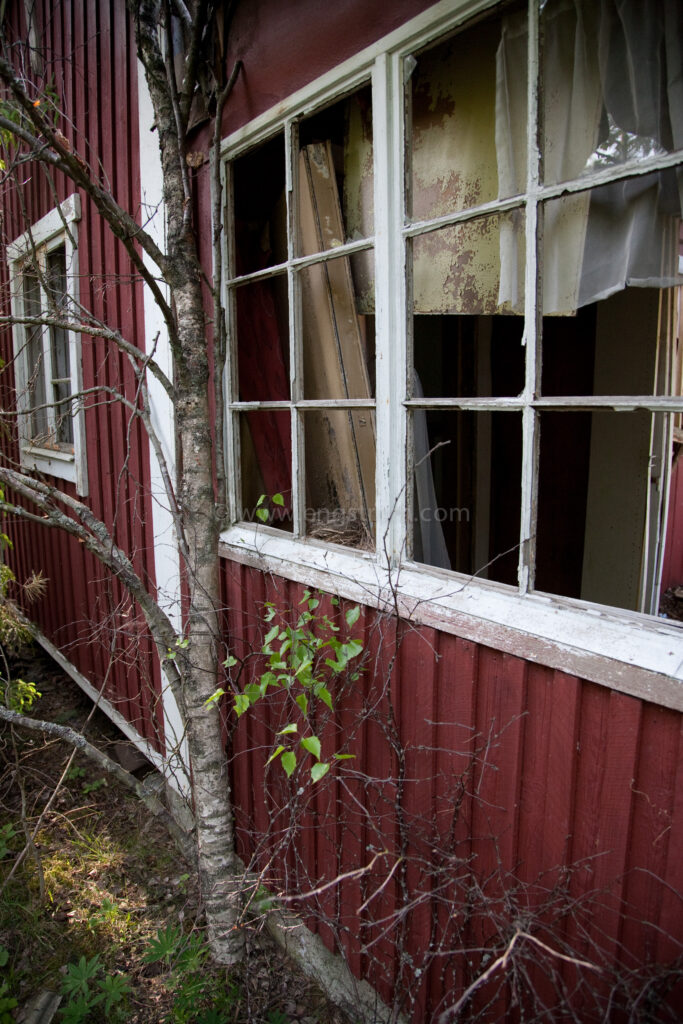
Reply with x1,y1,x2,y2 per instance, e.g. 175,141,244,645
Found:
299,141,376,548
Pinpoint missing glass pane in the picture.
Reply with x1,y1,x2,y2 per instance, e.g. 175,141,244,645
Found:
235,275,289,402
412,410,522,585
413,314,524,399
233,132,286,276
299,85,373,249
408,7,527,221
535,410,672,613
304,409,375,550
239,411,292,532
300,258,375,401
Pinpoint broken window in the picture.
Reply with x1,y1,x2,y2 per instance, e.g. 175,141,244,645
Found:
228,86,375,548
225,0,683,623
404,0,683,616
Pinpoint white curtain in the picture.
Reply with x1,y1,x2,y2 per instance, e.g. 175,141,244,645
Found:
496,0,683,315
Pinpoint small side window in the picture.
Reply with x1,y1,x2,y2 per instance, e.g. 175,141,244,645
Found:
8,196,87,494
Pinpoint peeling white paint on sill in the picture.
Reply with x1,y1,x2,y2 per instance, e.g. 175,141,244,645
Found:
220,525,683,712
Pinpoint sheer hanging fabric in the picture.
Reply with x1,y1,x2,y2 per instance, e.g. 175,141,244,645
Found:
496,0,683,315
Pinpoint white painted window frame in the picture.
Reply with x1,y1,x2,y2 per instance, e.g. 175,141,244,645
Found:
220,0,683,707
7,194,88,496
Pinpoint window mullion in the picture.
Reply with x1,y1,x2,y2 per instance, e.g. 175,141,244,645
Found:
518,0,541,596
286,118,305,538
222,159,240,523
373,50,406,568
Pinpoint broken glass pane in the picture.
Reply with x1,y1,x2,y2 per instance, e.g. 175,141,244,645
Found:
304,409,375,550
412,410,522,585
239,411,292,532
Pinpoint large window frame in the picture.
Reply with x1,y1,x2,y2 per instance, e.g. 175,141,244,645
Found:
220,0,683,705
7,194,87,495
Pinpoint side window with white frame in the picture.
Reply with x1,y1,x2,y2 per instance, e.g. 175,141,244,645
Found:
222,0,683,684
8,194,88,495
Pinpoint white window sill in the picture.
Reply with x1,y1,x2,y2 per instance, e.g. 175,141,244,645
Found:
219,524,683,712
20,445,77,485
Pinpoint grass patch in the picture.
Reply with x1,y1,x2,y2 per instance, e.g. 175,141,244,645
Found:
0,652,342,1024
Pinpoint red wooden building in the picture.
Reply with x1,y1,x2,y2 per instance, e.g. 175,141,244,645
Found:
2,1,683,1020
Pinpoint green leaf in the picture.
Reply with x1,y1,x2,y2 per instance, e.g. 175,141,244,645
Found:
256,494,266,507
345,605,361,627
345,639,364,659
223,654,237,668
281,751,297,777
260,671,277,693
316,685,333,711
234,693,250,716
278,723,298,735
294,657,313,680
256,508,268,523
143,924,182,964
244,682,261,703
311,762,330,783
300,735,321,760
272,493,284,506
264,625,279,645
308,597,319,611
266,745,285,765
333,752,356,760
295,693,308,715
203,688,225,707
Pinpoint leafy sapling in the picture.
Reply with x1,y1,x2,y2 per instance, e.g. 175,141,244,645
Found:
233,591,363,782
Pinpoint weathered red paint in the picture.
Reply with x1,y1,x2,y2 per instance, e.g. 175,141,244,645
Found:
221,560,683,1020
0,0,164,750
222,0,437,137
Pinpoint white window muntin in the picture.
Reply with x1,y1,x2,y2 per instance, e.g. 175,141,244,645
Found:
220,0,683,694
8,195,88,495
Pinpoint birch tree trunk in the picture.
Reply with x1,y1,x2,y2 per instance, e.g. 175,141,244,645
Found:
131,0,246,964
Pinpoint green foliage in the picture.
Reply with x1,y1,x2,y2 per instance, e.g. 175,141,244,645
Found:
0,77,61,169
255,492,284,523
81,778,106,795
266,1011,292,1024
143,923,183,964
4,678,41,714
143,926,239,1024
0,946,18,1024
231,587,362,783
0,824,17,860
58,954,130,1023
87,897,131,934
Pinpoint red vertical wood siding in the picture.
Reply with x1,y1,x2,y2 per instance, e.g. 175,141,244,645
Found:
221,560,683,1021
0,0,163,751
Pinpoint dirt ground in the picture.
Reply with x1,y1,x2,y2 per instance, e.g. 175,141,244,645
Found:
0,646,347,1024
